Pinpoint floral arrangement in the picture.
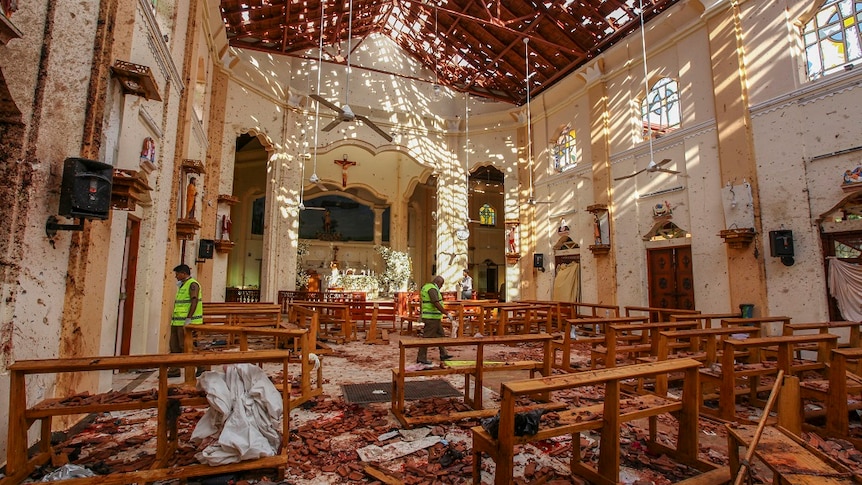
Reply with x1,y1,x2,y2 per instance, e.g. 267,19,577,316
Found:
295,241,310,289
339,275,379,293
375,245,412,293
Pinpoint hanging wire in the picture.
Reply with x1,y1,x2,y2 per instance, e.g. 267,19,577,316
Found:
345,0,353,107
310,0,326,182
435,5,439,86
524,37,534,200
465,92,470,221
639,0,656,166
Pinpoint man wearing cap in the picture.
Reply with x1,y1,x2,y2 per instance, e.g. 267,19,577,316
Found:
417,275,454,365
169,264,203,377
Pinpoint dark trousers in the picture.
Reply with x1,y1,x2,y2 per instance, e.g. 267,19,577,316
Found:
417,317,450,362
169,326,203,374
169,325,186,354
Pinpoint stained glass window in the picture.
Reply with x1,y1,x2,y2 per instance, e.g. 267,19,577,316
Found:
552,126,577,173
803,0,862,81
641,77,681,139
479,204,496,226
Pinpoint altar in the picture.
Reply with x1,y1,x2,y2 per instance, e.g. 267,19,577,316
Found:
335,273,380,299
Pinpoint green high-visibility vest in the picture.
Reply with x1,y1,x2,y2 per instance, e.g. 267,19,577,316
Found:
172,277,203,326
420,282,443,320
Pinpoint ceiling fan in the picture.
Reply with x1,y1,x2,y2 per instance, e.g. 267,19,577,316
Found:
614,0,680,183
614,158,678,181
309,0,392,143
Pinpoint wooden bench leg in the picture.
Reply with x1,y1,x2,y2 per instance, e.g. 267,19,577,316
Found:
472,447,482,484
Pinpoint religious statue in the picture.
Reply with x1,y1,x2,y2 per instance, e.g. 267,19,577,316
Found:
221,214,232,240
323,209,333,233
593,215,602,245
507,226,517,254
186,177,197,219
557,218,569,234
140,137,155,165
335,158,356,188
329,261,340,287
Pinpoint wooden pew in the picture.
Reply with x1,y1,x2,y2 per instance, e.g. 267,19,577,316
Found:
348,300,397,344
3,351,293,485
783,320,862,348
552,316,648,372
649,326,764,395
289,301,354,343
703,334,838,421
471,358,721,485
590,320,701,369
670,312,742,329
518,301,619,333
720,316,792,336
202,302,282,327
392,334,556,428
625,305,700,323
184,325,323,408
810,348,862,441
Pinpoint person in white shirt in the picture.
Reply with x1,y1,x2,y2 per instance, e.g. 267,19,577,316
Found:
459,269,473,300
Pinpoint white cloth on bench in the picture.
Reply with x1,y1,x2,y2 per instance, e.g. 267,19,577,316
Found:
191,363,284,465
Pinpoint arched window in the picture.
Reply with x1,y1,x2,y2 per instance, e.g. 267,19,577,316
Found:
552,125,577,173
803,0,862,81
478,204,496,226
641,77,681,139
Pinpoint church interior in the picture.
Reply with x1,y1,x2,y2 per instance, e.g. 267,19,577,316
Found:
3,0,862,483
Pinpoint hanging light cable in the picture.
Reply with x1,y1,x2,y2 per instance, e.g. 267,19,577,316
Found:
524,37,535,203
310,0,326,185
639,0,655,166
455,93,471,241
345,0,353,108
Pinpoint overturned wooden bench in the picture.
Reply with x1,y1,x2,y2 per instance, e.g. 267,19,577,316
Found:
2,350,294,485
392,334,556,428
472,358,721,485
726,424,859,485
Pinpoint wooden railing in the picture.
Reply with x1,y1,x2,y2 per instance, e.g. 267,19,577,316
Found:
225,287,261,302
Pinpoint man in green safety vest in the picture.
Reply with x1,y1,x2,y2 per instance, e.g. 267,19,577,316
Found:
417,275,454,365
168,264,203,377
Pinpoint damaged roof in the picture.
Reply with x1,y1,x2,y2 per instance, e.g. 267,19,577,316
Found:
219,0,679,105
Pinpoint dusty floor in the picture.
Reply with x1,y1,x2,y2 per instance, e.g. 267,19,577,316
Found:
25,331,862,484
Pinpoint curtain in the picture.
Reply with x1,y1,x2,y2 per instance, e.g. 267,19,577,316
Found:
828,258,862,321
553,263,580,302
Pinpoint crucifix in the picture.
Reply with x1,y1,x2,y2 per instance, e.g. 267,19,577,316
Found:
335,156,356,188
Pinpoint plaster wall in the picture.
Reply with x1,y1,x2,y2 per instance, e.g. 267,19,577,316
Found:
0,0,107,461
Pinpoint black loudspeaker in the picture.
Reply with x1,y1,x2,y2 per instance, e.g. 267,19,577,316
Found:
769,230,794,266
769,230,794,257
58,157,113,220
198,239,215,259
533,253,545,271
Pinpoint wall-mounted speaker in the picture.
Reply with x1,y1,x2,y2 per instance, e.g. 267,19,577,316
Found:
769,230,794,257
198,239,215,259
58,157,113,220
533,253,545,271
769,230,794,266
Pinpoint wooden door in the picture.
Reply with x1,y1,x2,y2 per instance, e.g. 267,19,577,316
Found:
647,246,695,310
115,217,140,355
